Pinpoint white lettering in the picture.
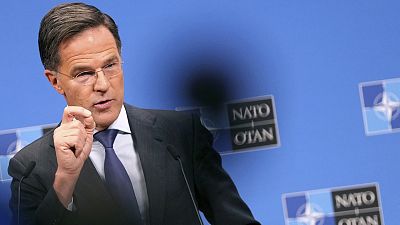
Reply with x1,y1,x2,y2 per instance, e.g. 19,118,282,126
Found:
366,215,379,225
232,104,271,121
335,191,376,208
338,216,379,225
234,132,246,145
243,107,253,120
233,128,274,146
232,108,243,121
363,191,376,205
262,127,274,141
258,103,270,117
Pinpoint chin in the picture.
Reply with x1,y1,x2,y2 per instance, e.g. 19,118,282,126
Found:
94,113,118,130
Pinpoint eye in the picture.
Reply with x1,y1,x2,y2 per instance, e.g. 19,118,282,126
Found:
75,71,96,78
104,62,117,69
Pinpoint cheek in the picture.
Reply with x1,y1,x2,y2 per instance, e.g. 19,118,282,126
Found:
64,86,93,106
118,82,124,97
113,78,125,98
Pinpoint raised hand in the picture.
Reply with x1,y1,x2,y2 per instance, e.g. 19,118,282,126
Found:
53,106,95,208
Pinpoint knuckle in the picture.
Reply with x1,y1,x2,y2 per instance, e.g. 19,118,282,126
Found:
71,120,83,128
63,106,71,116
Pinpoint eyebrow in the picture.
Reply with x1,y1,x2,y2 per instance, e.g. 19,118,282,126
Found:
103,55,119,64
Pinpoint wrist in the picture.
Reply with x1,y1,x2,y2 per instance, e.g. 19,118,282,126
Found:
53,170,79,208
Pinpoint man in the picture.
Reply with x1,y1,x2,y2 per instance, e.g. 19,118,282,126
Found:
8,3,260,225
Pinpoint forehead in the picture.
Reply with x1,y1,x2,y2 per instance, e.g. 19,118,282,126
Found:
58,26,120,69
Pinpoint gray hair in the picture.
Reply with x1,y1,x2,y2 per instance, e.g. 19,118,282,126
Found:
38,3,121,70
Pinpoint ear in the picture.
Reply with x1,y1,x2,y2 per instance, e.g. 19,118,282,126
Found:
44,69,65,95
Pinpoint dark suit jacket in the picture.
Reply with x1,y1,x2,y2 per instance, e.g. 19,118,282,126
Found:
8,104,260,225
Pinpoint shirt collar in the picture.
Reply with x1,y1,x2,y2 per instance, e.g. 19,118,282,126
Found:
94,105,131,134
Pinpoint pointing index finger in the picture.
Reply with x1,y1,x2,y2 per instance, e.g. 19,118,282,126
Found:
62,106,92,124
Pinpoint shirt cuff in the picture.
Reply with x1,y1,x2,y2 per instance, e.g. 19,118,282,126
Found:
67,197,75,211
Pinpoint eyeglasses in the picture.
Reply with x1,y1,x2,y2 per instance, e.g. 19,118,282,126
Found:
53,61,123,86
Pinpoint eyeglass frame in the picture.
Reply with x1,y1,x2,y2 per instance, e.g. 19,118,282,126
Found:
52,61,124,85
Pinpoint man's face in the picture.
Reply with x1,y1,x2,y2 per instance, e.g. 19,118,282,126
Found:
45,26,124,131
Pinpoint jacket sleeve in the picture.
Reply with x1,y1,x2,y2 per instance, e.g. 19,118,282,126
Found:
8,156,76,225
191,114,261,225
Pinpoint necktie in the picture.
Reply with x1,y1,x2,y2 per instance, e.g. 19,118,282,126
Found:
94,129,143,224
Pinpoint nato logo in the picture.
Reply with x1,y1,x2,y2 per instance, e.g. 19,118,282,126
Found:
0,124,55,182
359,78,400,135
227,96,279,151
176,95,280,154
282,184,384,225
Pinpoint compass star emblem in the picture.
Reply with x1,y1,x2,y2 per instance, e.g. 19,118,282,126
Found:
296,203,325,225
373,91,400,121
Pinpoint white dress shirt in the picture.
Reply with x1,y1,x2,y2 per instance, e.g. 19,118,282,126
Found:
90,105,148,222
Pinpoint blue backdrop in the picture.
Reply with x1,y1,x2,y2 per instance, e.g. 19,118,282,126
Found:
1,1,399,224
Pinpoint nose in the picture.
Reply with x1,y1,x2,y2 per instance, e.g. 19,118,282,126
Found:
93,69,110,92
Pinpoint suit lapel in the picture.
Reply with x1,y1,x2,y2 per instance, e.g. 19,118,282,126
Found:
74,159,114,206
126,104,167,225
